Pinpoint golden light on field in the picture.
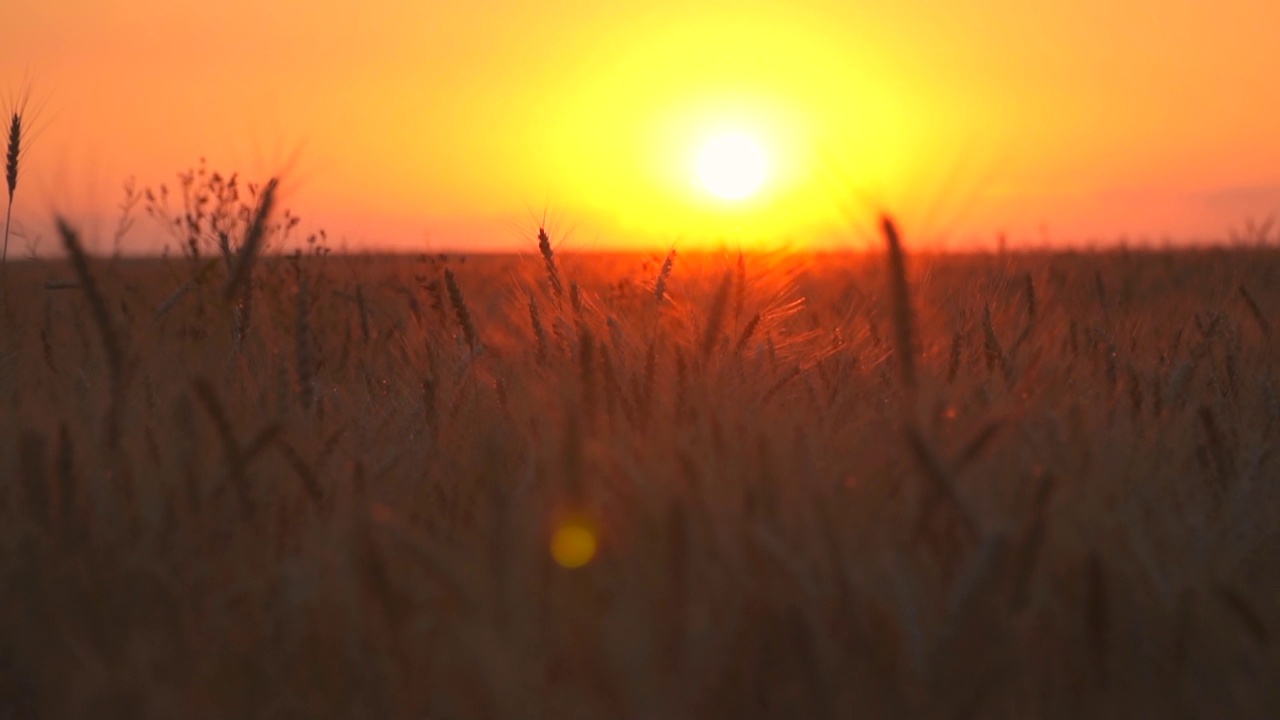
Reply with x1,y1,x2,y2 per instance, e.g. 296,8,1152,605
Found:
696,134,767,201
550,520,597,569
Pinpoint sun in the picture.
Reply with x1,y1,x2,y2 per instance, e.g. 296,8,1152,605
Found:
696,133,767,201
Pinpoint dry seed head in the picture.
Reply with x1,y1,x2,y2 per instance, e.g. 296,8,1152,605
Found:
224,177,278,302
3,113,20,267
538,226,563,297
4,80,43,267
654,248,675,304
5,112,19,199
570,281,583,317
444,267,477,350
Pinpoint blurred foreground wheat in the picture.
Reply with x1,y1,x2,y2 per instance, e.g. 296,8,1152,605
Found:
0,207,1277,718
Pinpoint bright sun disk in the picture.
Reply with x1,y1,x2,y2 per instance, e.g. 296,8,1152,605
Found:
696,133,767,201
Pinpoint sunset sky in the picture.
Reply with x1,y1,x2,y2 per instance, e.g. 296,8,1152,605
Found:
3,0,1279,253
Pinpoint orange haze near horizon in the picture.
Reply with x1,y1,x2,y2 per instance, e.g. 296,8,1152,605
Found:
3,1,1279,254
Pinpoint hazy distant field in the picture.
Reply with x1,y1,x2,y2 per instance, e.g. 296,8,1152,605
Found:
1,237,1277,717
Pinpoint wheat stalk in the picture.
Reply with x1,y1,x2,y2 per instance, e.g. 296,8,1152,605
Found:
3,90,27,269
905,425,980,543
1008,272,1037,357
1007,473,1054,611
192,378,279,519
952,417,1007,475
528,292,549,363
700,270,732,361
732,251,746,324
223,177,278,302
654,247,675,304
58,220,126,428
638,338,657,428
444,267,477,352
600,344,621,421
295,272,315,410
578,325,596,412
355,283,371,344
881,215,917,390
569,280,583,319
1198,405,1236,489
1237,284,1270,338
732,311,762,356
538,226,563,298
946,329,964,384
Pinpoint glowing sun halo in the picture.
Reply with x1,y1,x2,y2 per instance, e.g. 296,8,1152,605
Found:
696,133,767,201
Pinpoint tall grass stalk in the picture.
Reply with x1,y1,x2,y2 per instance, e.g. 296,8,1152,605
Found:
882,215,916,391
223,177,278,302
538,226,563,298
444,267,477,352
654,248,675,305
58,218,127,448
3,95,24,270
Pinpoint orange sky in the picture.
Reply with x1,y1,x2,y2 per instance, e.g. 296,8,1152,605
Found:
3,0,1279,253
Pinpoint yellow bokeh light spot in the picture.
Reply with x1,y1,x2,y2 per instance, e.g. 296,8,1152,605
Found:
696,133,767,201
550,522,597,569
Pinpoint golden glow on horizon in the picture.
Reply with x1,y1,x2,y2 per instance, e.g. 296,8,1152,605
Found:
3,1,1280,250
697,133,767,201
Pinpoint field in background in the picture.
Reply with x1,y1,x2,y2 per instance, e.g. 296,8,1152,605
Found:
1,240,1278,718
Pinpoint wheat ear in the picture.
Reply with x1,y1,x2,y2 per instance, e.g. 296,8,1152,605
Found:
444,267,477,351
223,177,278,302
538,226,563,297
654,248,675,304
3,109,19,268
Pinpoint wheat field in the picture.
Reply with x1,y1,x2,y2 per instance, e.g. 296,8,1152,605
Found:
0,189,1277,717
